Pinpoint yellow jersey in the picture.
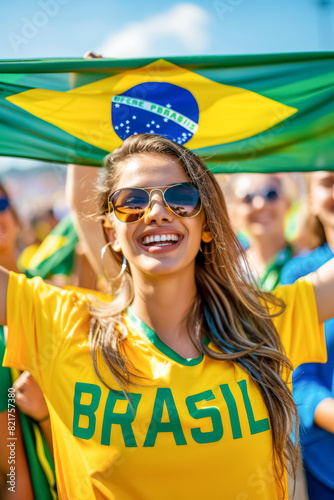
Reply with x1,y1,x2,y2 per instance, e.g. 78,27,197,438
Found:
4,272,326,500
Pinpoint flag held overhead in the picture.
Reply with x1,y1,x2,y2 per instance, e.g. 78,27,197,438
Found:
0,53,333,172
5,59,297,152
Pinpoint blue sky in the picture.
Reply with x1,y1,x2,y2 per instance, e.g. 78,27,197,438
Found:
0,0,333,60
0,0,333,175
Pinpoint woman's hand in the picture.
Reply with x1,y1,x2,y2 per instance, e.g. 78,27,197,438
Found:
83,51,102,59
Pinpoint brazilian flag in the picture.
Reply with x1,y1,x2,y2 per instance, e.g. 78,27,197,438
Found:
0,52,333,173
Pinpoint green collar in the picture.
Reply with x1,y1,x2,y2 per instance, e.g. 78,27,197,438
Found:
260,244,294,291
125,306,208,366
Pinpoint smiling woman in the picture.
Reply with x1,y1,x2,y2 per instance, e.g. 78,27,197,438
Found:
101,154,207,280
0,134,334,500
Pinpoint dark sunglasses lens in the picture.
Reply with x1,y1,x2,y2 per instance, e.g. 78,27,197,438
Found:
265,189,279,202
242,188,280,204
0,198,9,212
112,189,149,222
165,184,201,217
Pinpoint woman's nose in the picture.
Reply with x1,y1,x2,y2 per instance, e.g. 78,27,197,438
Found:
144,192,173,224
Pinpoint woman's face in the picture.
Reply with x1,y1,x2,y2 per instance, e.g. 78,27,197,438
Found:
309,171,334,232
232,174,290,239
0,189,19,251
108,153,206,278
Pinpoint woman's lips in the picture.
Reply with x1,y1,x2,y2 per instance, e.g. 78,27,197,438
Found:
138,233,184,254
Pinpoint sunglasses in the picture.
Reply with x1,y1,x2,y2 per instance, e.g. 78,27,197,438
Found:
108,182,202,223
0,198,9,212
240,187,281,205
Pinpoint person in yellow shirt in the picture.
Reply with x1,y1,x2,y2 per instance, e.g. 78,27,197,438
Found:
0,134,333,500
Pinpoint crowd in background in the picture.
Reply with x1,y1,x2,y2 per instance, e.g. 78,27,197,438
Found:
0,164,333,500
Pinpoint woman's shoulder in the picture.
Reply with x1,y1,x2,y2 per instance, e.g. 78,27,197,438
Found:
266,274,317,323
8,271,94,316
6,273,99,355
63,285,113,304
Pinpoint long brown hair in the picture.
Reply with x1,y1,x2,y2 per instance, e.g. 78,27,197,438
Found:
90,134,299,492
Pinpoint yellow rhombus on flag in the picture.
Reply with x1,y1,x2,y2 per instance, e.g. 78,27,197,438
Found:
6,59,297,151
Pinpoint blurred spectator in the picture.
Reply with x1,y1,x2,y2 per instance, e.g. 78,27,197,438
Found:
281,171,334,500
0,182,34,499
228,173,302,290
0,181,57,500
0,183,20,272
33,209,59,242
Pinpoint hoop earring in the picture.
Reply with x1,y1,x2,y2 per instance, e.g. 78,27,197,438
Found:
101,242,127,281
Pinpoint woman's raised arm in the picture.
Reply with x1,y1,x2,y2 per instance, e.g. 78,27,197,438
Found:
311,257,334,324
0,266,10,325
66,164,106,277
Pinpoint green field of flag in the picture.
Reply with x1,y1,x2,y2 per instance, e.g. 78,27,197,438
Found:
0,52,333,172
22,215,79,279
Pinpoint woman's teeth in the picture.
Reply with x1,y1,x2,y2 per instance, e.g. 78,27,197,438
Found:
142,234,180,246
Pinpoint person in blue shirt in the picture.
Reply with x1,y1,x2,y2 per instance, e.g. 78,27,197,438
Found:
281,171,334,500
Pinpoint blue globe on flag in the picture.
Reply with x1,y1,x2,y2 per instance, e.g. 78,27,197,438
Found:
111,82,199,145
